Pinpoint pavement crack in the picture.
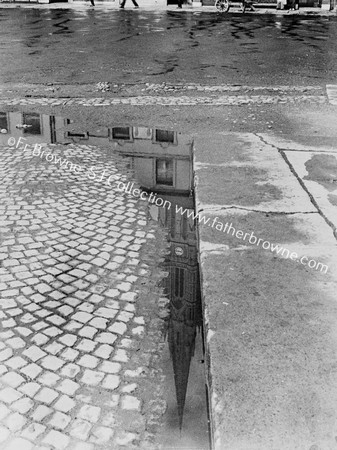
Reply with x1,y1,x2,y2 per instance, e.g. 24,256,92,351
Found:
255,133,337,239
199,205,318,215
254,132,278,150
279,149,337,240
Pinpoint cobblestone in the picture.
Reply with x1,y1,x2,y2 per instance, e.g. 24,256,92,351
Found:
78,405,101,423
78,355,99,369
0,387,23,403
90,426,114,444
21,422,46,440
100,361,121,373
57,379,80,396
0,135,170,449
37,371,60,386
4,438,34,450
34,387,59,404
0,87,331,108
5,412,27,431
81,370,105,386
31,405,53,421
69,419,92,440
42,430,70,449
102,375,120,390
12,397,34,414
0,404,10,420
54,395,76,413
121,395,141,411
1,371,25,388
109,322,128,335
48,411,71,430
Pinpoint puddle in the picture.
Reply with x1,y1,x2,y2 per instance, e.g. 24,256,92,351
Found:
0,110,210,449
123,130,210,449
154,193,210,449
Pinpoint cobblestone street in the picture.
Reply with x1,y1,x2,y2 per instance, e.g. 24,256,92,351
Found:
0,134,170,450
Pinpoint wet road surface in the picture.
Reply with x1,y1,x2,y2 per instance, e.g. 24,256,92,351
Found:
0,10,337,87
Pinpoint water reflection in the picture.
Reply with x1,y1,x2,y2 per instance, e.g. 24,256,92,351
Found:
0,112,209,447
157,196,203,431
0,111,67,145
130,131,201,431
114,126,209,448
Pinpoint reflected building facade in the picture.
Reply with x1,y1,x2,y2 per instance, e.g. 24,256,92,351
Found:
0,111,66,147
115,128,203,430
155,197,203,431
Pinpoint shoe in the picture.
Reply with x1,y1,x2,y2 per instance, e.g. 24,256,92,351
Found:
134,5,139,7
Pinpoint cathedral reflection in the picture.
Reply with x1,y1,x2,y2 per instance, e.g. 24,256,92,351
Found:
118,129,203,431
153,198,203,431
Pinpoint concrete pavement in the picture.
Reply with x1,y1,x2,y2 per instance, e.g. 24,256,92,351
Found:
194,131,337,449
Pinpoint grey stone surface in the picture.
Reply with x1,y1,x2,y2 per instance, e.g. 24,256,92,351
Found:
0,138,169,449
194,132,337,450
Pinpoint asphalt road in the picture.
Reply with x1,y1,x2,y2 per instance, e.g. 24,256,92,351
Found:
0,10,337,86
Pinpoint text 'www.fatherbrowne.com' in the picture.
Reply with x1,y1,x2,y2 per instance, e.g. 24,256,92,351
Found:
117,181,328,274
182,210,329,274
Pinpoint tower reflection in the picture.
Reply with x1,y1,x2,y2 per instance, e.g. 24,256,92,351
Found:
116,127,204,431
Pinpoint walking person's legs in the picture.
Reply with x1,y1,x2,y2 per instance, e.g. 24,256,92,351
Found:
131,0,139,8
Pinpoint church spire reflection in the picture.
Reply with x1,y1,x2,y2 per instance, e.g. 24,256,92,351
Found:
149,193,203,431
160,200,203,430
116,128,203,431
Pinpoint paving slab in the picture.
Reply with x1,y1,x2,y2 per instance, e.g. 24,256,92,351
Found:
194,131,337,450
284,150,337,230
258,133,337,152
194,132,316,213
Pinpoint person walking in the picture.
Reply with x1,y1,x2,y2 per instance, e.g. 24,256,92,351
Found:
120,0,139,8
241,0,255,11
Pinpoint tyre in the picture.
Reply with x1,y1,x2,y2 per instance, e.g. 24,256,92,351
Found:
215,0,230,12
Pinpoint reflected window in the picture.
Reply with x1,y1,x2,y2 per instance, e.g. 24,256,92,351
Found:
50,116,56,144
65,131,88,140
0,112,9,132
111,127,132,141
133,127,153,140
175,267,185,298
156,159,173,186
22,113,41,135
155,129,175,144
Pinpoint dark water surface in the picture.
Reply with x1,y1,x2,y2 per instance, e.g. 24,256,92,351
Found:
0,9,336,85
